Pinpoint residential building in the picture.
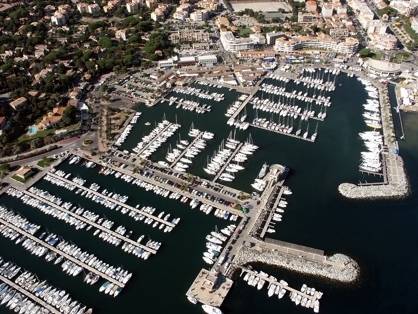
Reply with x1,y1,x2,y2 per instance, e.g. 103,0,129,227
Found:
126,1,140,13
37,106,66,130
103,0,121,13
237,49,276,60
197,54,218,66
367,20,387,35
9,97,27,110
368,33,398,50
51,12,66,26
115,29,128,41
250,33,266,45
330,27,350,39
322,3,334,18
87,3,101,14
266,32,283,45
274,34,359,54
220,31,258,52
169,30,210,44
190,10,209,22
151,4,169,21
306,0,318,13
298,12,319,23
390,0,415,16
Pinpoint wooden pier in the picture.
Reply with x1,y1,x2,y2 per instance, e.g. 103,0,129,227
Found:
212,143,244,182
0,273,61,314
18,187,157,255
46,171,176,229
0,216,126,287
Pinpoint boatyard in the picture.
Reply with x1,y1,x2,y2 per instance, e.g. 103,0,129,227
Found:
0,65,411,314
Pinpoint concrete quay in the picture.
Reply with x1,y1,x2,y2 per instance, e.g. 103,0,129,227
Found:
0,273,61,314
75,151,247,218
228,87,259,121
339,83,409,200
250,123,315,143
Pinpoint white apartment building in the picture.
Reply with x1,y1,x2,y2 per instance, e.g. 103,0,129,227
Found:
220,31,258,52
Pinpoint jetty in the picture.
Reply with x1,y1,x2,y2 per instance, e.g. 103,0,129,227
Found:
339,82,409,199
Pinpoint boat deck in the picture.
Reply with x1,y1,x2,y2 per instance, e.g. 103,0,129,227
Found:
212,142,244,183
0,217,126,288
46,172,176,229
17,187,158,255
0,273,61,314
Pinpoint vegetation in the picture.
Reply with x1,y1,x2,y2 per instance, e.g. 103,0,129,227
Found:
143,31,174,60
391,50,412,63
11,175,26,183
37,157,55,168
0,0,160,153
377,7,398,17
237,9,267,23
238,26,253,38
0,164,10,178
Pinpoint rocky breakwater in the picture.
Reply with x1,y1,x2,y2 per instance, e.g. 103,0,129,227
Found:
339,153,409,200
235,241,359,283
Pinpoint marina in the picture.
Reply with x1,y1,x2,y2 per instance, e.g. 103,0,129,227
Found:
0,67,414,314
0,258,92,314
0,206,131,292
240,268,322,313
5,187,159,258
44,169,178,231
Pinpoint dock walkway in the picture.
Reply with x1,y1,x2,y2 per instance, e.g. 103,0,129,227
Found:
229,88,259,121
259,185,284,238
212,143,244,182
0,273,61,314
0,216,126,287
240,267,321,304
47,171,175,229
250,123,314,143
134,122,175,156
170,133,204,167
19,187,157,255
